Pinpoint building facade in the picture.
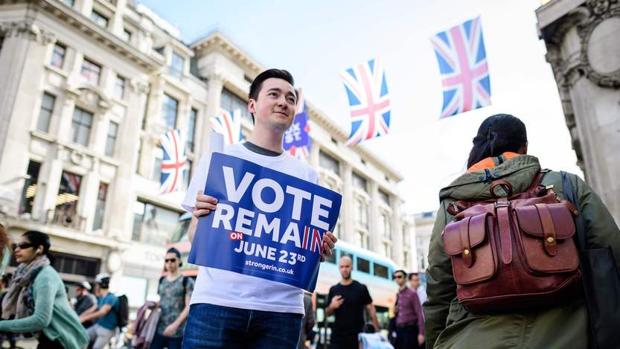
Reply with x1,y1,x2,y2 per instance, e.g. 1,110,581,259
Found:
0,0,413,304
536,0,620,224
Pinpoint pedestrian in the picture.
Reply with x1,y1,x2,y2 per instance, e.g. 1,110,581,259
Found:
80,273,119,349
298,292,315,349
0,273,16,349
393,270,424,349
74,281,97,329
326,255,380,349
424,114,620,348
407,273,426,310
181,68,337,349
151,247,194,349
0,230,88,349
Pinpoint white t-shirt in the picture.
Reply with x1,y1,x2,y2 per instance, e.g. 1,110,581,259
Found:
182,143,319,314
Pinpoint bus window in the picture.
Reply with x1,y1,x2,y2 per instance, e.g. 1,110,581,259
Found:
356,257,370,273
373,263,389,279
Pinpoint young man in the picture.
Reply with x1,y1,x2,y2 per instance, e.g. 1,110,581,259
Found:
79,274,118,349
393,270,424,349
408,272,427,306
182,69,337,349
152,247,194,349
326,255,380,349
74,281,97,329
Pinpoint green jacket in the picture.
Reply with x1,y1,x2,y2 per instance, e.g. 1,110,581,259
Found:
0,266,89,349
424,155,620,349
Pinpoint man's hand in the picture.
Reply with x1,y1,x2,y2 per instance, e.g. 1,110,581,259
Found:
193,193,218,218
418,334,425,346
320,231,337,261
163,323,179,337
329,295,344,310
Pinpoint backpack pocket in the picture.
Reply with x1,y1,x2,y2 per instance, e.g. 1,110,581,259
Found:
514,203,579,273
443,213,497,285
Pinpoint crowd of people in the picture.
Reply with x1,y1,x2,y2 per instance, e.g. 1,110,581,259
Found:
0,69,617,349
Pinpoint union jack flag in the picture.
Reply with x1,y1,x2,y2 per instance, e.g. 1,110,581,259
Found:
283,89,311,160
431,16,491,118
211,108,242,146
340,58,391,146
160,129,186,194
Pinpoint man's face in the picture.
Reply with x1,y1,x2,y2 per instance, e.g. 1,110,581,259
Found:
393,272,406,287
339,257,353,280
409,275,421,289
248,78,297,132
76,287,85,296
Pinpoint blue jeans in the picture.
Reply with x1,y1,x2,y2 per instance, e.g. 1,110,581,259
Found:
183,303,303,349
151,332,183,349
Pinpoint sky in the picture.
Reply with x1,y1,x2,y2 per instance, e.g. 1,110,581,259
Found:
138,0,581,214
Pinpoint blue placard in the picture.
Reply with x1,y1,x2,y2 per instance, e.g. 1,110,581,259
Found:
188,152,342,291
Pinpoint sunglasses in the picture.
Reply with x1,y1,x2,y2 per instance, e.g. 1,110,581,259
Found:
164,258,178,263
12,242,35,250
393,275,404,280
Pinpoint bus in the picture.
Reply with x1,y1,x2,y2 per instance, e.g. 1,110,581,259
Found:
169,214,401,347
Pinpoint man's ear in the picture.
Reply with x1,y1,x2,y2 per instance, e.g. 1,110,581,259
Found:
248,99,256,115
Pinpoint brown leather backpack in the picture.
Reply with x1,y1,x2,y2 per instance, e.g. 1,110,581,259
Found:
442,172,582,313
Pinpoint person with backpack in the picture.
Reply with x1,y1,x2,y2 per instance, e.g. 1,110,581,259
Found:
0,230,88,349
151,247,194,349
80,273,119,349
424,114,620,349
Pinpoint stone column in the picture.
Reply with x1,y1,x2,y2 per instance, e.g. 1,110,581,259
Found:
391,198,403,266
341,163,354,243
199,75,223,155
368,181,379,253
0,21,54,212
109,80,149,241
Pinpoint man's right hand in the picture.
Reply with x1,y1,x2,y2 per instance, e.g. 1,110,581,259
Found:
329,295,344,310
193,193,218,218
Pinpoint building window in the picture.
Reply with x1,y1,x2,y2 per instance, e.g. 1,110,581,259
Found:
153,146,163,181
121,28,132,43
105,121,119,156
0,35,4,54
90,10,109,28
161,94,178,129
50,43,66,69
383,242,391,259
352,173,367,192
132,200,182,245
355,231,369,249
80,58,101,85
403,250,409,268
169,51,184,79
50,252,100,278
19,161,41,214
93,182,108,230
54,171,82,227
221,88,251,122
71,107,93,146
355,198,368,228
61,0,75,7
319,151,340,175
186,108,197,152
37,92,56,133
379,190,390,205
114,75,125,99
183,159,192,189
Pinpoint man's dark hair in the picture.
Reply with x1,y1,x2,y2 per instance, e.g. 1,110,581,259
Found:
467,114,528,168
248,69,295,123
393,269,407,279
408,272,419,281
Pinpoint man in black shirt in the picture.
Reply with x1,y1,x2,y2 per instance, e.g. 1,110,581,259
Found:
74,281,97,328
326,256,380,349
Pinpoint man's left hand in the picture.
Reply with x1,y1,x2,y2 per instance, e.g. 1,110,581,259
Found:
320,231,337,262
418,334,425,346
163,323,178,337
